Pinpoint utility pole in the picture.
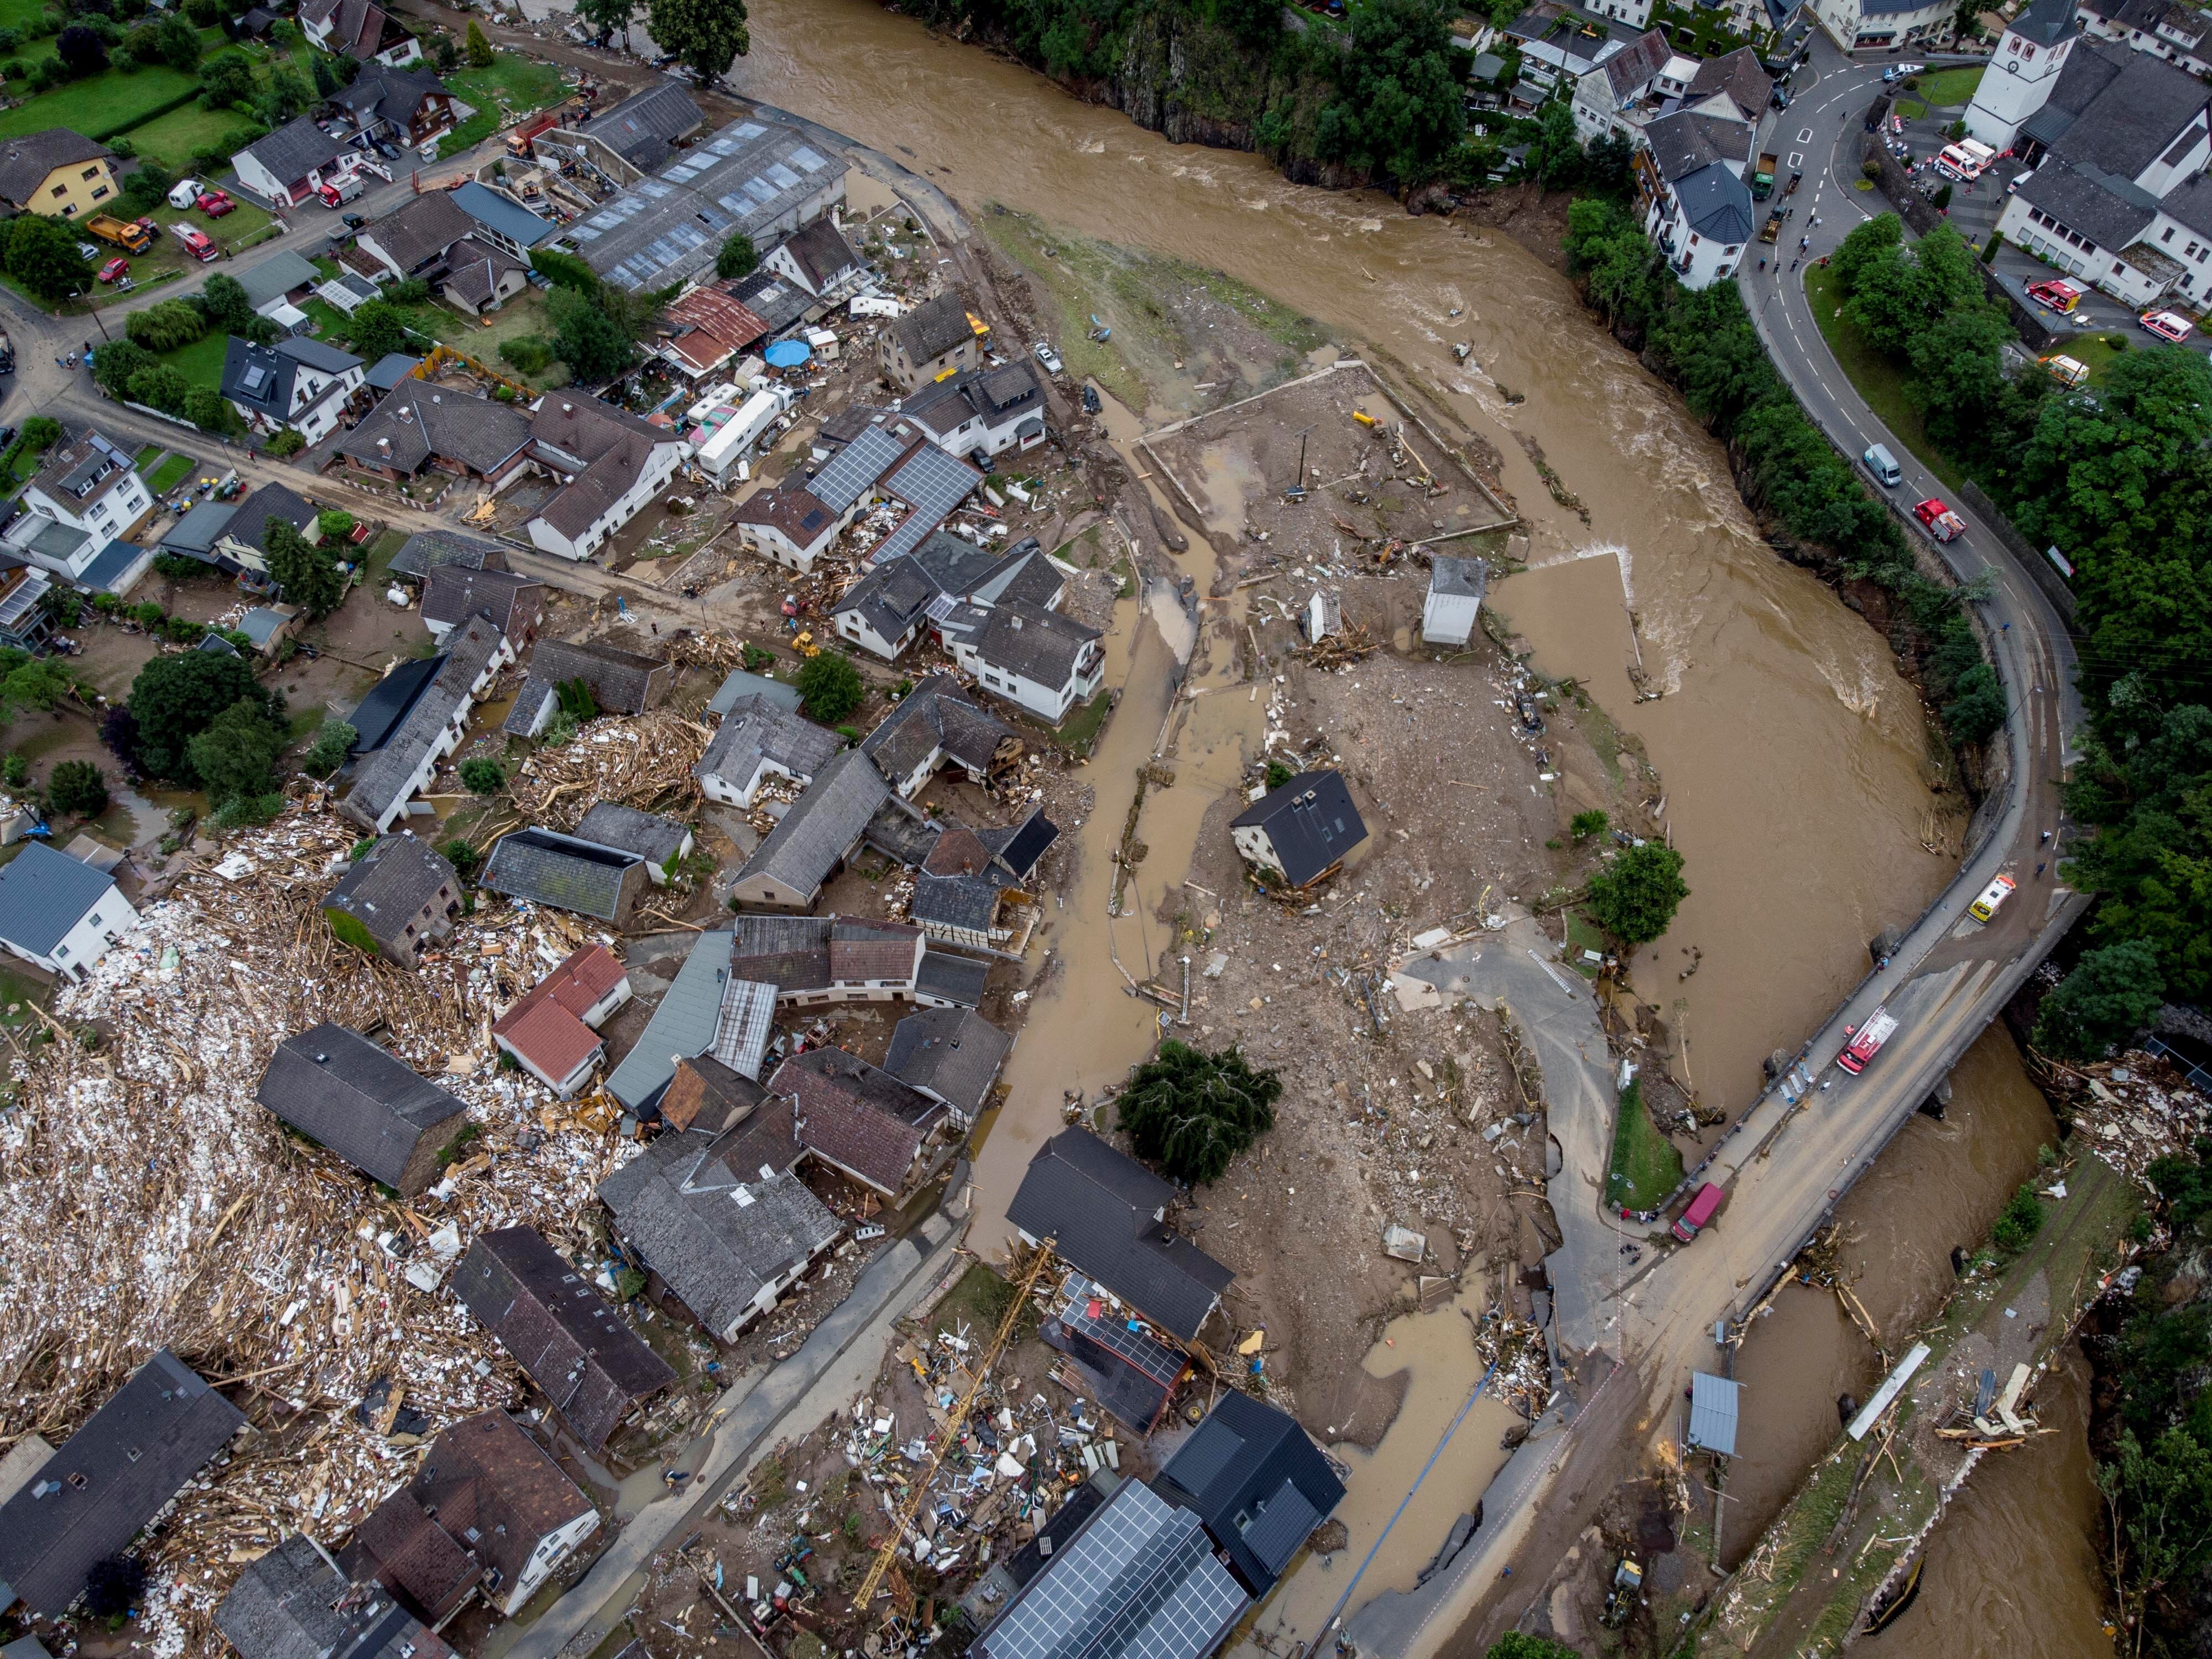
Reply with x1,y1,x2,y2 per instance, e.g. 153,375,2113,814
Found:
1284,425,1313,502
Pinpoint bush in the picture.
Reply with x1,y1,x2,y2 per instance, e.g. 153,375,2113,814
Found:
1570,808,1609,841
459,756,505,795
499,333,555,374
1588,842,1688,946
1264,758,1292,790
266,430,305,457
465,18,492,64
1991,1183,2044,1253
2033,940,2164,1058
441,836,481,878
740,641,773,673
2,753,27,788
794,652,863,722
716,231,758,280
303,720,356,777
1118,1041,1282,1185
48,759,108,817
185,698,286,806
317,509,356,541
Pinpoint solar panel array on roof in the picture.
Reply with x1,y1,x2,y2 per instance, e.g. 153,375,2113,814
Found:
807,425,906,513
874,445,980,564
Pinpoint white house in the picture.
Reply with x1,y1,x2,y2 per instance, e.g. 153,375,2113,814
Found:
1229,770,1369,890
2074,0,2212,78
0,841,138,980
760,216,866,301
220,335,364,443
945,601,1104,726
341,616,517,833
231,115,352,208
1422,555,1489,646
1993,38,2212,306
22,428,152,545
729,423,906,573
522,398,690,561
491,943,631,1098
1635,108,1759,290
299,0,423,67
1809,0,1956,51
1968,0,2081,147
897,362,1048,465
695,695,844,808
1571,31,1676,144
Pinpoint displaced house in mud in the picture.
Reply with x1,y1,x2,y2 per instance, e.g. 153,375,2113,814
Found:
257,1024,472,1198
1228,770,1368,891
1421,555,1488,646
491,942,632,1098
453,1225,676,1451
322,834,463,966
0,1351,246,1620
884,1004,1011,1129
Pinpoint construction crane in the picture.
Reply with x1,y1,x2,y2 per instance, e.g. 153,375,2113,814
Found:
849,1239,1059,1615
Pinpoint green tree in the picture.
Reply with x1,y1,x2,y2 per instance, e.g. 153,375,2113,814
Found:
55,23,107,75
0,655,75,717
716,230,758,280
317,509,356,541
126,651,267,782
441,836,482,878
459,756,504,795
794,652,863,722
199,47,253,108
2032,940,2164,1058
555,676,598,720
263,519,347,616
546,285,636,381
89,337,155,403
2099,1427,2212,1639
1588,842,1688,945
1828,211,1903,294
1990,1181,2044,1251
184,385,236,434
125,298,207,353
46,759,107,817
464,18,493,64
1483,1639,1583,1659
311,46,340,96
645,0,748,81
574,0,636,43
1117,1041,1282,1185
127,363,190,415
2064,708,2212,998
185,697,285,807
156,10,199,68
345,300,413,364
304,720,357,776
1570,809,1609,841
7,212,91,300
16,417,58,453
201,271,254,333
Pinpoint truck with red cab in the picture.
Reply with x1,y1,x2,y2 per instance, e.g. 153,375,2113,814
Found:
1914,498,1965,542
168,222,217,262
1837,1008,1899,1074
1673,1182,1725,1243
317,173,364,208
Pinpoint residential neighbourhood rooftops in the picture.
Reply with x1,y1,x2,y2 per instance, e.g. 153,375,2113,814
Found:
1683,45,1770,121
885,1005,1011,1121
969,601,1100,688
1006,1128,1234,1344
734,747,891,901
238,115,348,190
216,1533,451,1659
491,943,628,1087
0,128,109,207
220,482,321,559
524,636,670,714
699,695,844,792
1643,110,1755,181
0,1350,246,1619
361,190,475,275
343,615,508,831
1672,164,1755,244
768,1046,946,1195
455,1225,675,1449
861,672,1015,785
380,1409,593,1614
576,803,692,865
1154,1391,1346,1595
481,827,643,921
257,1024,468,1193
917,947,990,1007
237,251,324,312
728,914,833,994
367,351,423,392
421,564,540,635
0,840,119,958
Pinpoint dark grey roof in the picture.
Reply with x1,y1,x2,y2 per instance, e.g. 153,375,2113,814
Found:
324,834,458,949
1154,1391,1345,1595
1642,111,1754,183
257,1025,468,1191
605,930,732,1111
972,601,1101,688
1229,770,1368,889
1684,46,1770,119
985,807,1058,880
598,1128,843,1338
707,669,803,717
345,655,443,753
332,64,451,127
421,563,539,633
217,1535,441,1659
900,362,1046,453
728,913,832,993
728,269,811,337
2018,157,2158,251
2046,39,2209,179
885,1006,1010,1118
450,181,558,249
367,351,422,392
0,129,108,208
161,499,237,559
343,617,508,830
241,114,347,188
0,840,118,956
830,555,938,642
0,1351,246,1619
910,870,1000,935
971,1479,1250,1659
890,291,978,366
388,528,507,582
584,81,707,169
441,237,529,309
735,748,891,901
1429,555,1488,600
776,216,860,291
1603,29,1671,98
576,802,690,865
360,190,476,276
525,636,669,714
481,827,644,921
698,695,844,794
221,336,358,427
336,384,533,477
2162,169,2212,239
455,1225,675,1450
917,946,990,1007
1673,163,1756,244
2011,0,2079,45
1005,1129,1234,1343
221,482,320,557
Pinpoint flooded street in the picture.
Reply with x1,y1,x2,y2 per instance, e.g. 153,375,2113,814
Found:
723,1,2102,1644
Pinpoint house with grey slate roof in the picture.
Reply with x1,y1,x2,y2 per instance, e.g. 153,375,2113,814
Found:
341,615,517,833
336,385,534,488
880,289,983,390
696,695,844,808
729,748,891,910
421,564,543,644
0,840,138,980
504,637,673,737
257,1024,471,1197
216,1533,453,1659
574,802,693,880
480,827,651,924
454,1225,675,1450
323,834,462,966
388,528,507,585
946,600,1104,727
0,1352,246,1619
859,672,1019,798
1229,770,1367,890
233,113,352,207
885,1005,1010,1128
766,1046,950,1199
222,335,365,444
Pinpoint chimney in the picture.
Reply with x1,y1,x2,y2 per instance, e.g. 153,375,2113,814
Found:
377,437,390,456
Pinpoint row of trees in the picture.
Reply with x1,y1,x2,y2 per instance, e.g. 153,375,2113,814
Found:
572,0,748,83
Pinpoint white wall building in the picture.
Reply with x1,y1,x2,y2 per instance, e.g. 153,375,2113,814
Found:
1809,0,1956,51
1968,0,2081,147
0,842,139,982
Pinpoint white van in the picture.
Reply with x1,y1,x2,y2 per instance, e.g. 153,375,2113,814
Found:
1863,442,1902,487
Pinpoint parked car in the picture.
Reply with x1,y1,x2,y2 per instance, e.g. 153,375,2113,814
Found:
342,212,368,231
2141,309,2195,343
96,257,128,284
196,189,235,217
1033,338,1064,374
74,242,98,262
0,426,18,452
373,138,401,159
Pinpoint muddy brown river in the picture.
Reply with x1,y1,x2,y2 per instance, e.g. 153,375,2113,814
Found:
724,3,2109,1647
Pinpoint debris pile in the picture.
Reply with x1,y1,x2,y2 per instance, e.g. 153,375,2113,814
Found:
509,708,713,830
0,808,627,1654
2044,1051,2211,1183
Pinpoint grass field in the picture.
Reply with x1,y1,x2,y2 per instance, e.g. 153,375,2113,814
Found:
1605,1080,1684,1211
157,328,231,391
439,53,568,158
455,289,570,388
1804,262,1966,492
121,101,253,170
0,64,200,142
148,453,194,493
134,443,162,471
1905,65,1984,107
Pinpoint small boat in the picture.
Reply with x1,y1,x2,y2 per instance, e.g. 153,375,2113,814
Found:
1864,1554,1925,1635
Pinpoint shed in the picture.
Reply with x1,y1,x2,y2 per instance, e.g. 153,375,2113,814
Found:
481,827,651,924
1421,555,1488,646
1687,1371,1740,1457
574,802,694,876
256,1024,470,1197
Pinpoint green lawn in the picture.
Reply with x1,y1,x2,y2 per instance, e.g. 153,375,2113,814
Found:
66,196,275,312
1905,66,1984,107
0,64,200,142
2047,331,2133,385
439,53,569,158
158,328,231,392
457,288,570,388
133,442,163,471
1803,262,1966,492
1605,1081,1684,1212
148,453,194,493
120,101,255,170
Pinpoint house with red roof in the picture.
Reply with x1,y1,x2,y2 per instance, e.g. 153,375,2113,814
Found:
492,944,632,1097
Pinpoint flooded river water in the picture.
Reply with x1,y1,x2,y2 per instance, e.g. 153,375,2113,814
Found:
723,2,2105,1647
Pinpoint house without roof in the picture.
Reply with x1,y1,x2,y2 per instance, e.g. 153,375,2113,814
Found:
1420,554,1488,645
564,81,707,175
324,834,462,966
491,943,631,1097
0,839,139,981
503,636,672,736
258,1024,471,1197
1229,770,1368,891
0,1350,246,1620
455,1225,676,1449
221,335,366,442
480,827,651,924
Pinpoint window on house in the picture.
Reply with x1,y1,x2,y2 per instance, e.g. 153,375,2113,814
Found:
91,186,108,202
54,945,67,958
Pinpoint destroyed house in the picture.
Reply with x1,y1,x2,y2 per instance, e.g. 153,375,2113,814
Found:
421,564,541,643
323,834,462,966
335,385,534,487
257,1024,470,1197
455,1226,675,1451
389,529,506,584
859,672,1019,799
342,617,515,833
1008,1129,1234,1346
906,808,1056,956
346,1411,597,1621
0,1350,245,1619
969,1479,1250,1659
885,1004,1010,1127
504,637,672,737
767,1046,950,1199
1228,770,1366,891
216,1533,453,1659
730,747,891,911
1154,1391,1345,1596
575,802,693,878
481,827,651,924
492,943,631,1098
881,289,984,390
695,694,844,808
661,1048,773,1131
604,927,732,1113
597,1121,843,1342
